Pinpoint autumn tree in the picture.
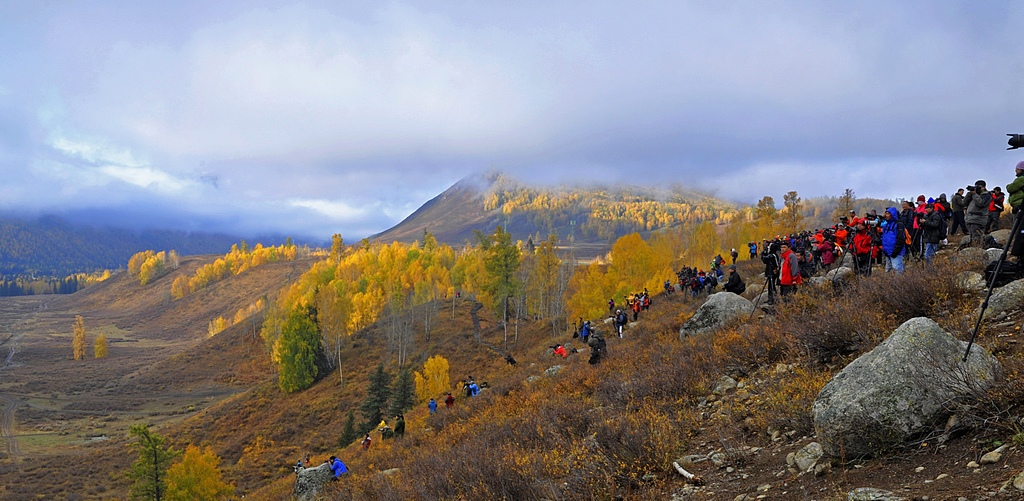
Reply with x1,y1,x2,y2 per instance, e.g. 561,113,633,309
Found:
781,191,804,234
165,444,234,501
274,308,322,393
414,355,450,402
755,196,779,235
329,233,344,262
73,315,86,360
360,363,392,433
389,367,416,417
94,333,108,359
128,423,180,501
832,188,856,223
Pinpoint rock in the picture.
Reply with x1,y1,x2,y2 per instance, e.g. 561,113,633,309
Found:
982,278,1024,319
603,316,614,324
713,376,738,395
809,276,827,287
985,248,1004,264
812,317,1002,459
1013,471,1024,490
379,468,400,476
979,450,1002,465
847,487,907,501
813,462,831,476
954,271,986,292
679,292,753,338
914,466,925,473
990,229,1011,246
793,442,823,472
710,452,727,466
825,266,854,283
966,461,980,468
775,363,789,375
786,452,796,467
935,473,949,480
294,463,335,501
544,365,563,377
954,246,987,264
746,283,763,298
735,388,751,401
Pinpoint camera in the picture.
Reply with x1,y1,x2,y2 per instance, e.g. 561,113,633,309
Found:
967,185,976,192
1009,133,1023,150
865,219,879,227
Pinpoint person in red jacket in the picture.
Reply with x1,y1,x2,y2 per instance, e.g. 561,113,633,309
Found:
851,222,874,276
779,241,802,299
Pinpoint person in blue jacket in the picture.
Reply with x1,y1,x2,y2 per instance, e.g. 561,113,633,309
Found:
329,456,348,478
428,398,437,414
880,207,907,274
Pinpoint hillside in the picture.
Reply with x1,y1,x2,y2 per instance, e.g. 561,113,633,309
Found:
3,235,1023,499
0,213,245,277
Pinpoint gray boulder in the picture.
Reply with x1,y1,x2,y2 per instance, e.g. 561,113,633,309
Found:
679,292,752,339
746,282,763,298
812,317,1001,459
982,277,1024,319
954,271,985,292
295,463,335,501
990,229,1011,246
847,488,907,501
985,248,1003,264
825,267,854,282
954,246,987,264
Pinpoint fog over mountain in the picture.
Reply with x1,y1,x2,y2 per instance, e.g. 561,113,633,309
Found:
1,2,1022,241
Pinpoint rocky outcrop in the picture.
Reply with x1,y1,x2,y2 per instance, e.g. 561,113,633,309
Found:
295,463,335,501
954,271,985,292
982,277,1024,319
812,317,1001,459
679,292,751,339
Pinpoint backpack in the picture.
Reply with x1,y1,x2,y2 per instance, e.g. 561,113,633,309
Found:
984,259,1024,288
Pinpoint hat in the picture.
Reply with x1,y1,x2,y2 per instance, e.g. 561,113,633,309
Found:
976,179,986,188
916,195,926,203
927,197,935,204
1017,160,1024,171
728,264,736,271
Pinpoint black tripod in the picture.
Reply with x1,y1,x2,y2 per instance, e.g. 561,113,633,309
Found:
964,208,1024,361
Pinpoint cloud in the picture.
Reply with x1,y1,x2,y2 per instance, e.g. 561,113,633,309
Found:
0,1,1022,241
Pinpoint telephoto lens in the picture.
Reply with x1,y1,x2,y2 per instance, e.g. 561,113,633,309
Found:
1009,133,1023,150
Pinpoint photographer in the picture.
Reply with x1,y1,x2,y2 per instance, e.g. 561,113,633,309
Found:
964,181,992,247
950,188,968,236
1006,161,1024,259
921,203,944,265
851,222,873,276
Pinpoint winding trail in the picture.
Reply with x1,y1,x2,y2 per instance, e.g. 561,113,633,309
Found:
0,394,19,457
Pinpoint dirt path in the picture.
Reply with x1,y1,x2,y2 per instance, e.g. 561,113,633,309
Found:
0,394,20,457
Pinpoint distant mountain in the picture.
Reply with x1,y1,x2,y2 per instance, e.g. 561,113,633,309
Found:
0,214,246,276
371,171,742,248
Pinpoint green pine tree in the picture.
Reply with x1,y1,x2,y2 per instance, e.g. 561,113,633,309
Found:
359,363,392,433
276,308,322,393
127,423,180,501
340,409,358,447
389,367,416,416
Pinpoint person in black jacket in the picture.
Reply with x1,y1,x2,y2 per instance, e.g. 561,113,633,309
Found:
723,265,745,294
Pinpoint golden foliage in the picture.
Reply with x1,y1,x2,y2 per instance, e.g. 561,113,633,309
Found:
166,444,234,501
415,355,451,402
72,315,86,361
176,243,296,300
93,333,107,359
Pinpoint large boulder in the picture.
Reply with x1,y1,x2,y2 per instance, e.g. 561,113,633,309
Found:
825,266,854,282
679,292,752,338
990,229,1011,246
985,248,1003,264
954,271,985,292
295,463,335,500
811,317,1001,459
953,246,987,264
982,277,1024,319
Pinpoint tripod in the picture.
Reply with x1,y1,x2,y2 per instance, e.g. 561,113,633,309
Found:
964,208,1024,361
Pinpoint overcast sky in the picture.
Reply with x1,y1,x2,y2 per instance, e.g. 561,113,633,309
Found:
2,1,1022,241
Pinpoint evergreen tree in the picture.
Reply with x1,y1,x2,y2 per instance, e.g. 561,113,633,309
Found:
127,423,180,501
359,363,392,433
274,308,322,393
483,226,521,349
389,367,416,416
340,409,358,447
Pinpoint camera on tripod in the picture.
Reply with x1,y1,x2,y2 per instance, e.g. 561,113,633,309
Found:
1009,133,1023,150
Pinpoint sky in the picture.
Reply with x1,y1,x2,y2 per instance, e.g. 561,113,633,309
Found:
2,1,1023,241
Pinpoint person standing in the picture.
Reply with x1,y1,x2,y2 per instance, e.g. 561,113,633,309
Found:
778,242,802,299
921,203,944,265
949,188,967,236
965,181,992,247
987,187,1005,232
428,398,437,414
444,392,454,409
1006,161,1024,259
881,207,907,274
614,309,628,338
851,222,873,276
